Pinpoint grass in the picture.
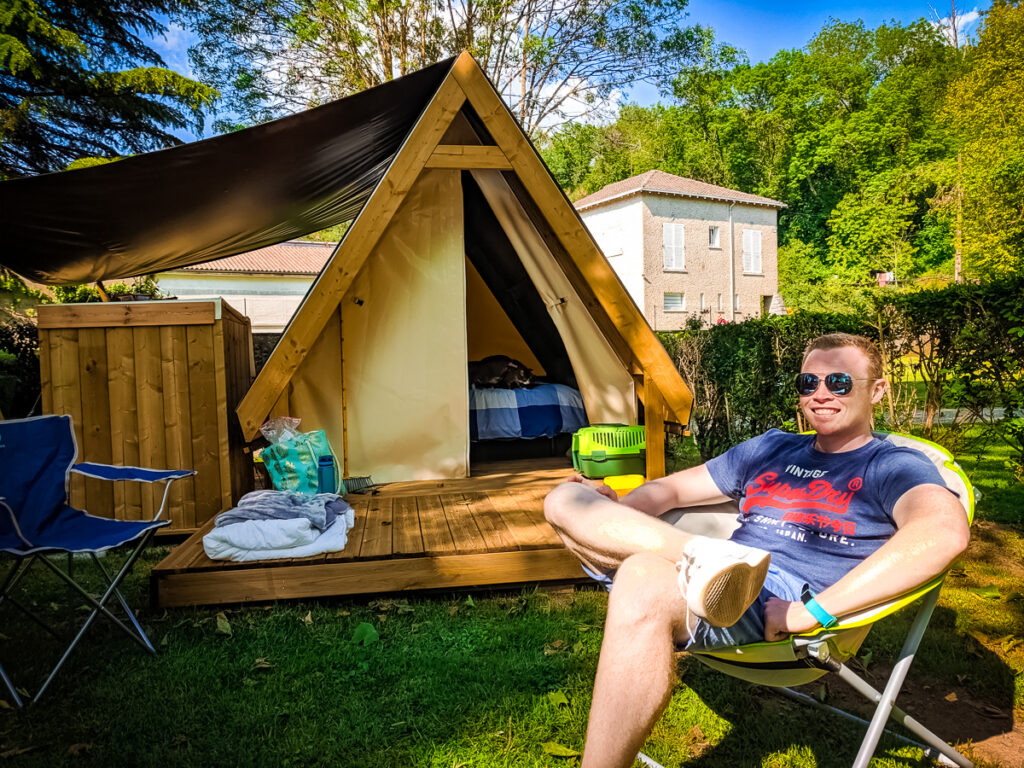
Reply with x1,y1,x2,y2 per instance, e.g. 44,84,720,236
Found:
0,438,1020,767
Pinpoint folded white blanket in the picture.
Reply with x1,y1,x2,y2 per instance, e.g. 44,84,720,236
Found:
203,508,355,562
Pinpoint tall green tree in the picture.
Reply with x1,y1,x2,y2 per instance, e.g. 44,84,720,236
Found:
0,0,216,177
942,0,1024,279
186,0,702,136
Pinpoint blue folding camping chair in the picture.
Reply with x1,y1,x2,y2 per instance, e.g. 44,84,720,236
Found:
0,414,194,705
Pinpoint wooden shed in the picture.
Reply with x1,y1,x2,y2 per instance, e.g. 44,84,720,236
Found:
37,299,254,533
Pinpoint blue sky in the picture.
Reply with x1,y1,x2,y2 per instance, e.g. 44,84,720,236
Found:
148,1,987,140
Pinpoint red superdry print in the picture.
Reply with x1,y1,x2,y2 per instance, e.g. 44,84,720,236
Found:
743,472,864,516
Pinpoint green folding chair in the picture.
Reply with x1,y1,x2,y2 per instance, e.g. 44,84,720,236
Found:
643,432,975,768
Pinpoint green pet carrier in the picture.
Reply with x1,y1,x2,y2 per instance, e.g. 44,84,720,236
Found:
571,424,646,479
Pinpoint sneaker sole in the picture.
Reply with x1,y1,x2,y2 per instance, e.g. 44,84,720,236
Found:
691,551,770,627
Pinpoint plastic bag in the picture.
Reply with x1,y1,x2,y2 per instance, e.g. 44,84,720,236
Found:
260,416,302,445
260,428,336,495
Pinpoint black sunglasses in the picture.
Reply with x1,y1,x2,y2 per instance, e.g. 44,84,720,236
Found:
794,372,875,396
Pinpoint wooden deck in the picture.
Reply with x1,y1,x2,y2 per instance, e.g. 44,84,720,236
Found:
150,459,587,607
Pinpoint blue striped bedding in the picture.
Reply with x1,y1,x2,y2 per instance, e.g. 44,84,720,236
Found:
469,383,588,440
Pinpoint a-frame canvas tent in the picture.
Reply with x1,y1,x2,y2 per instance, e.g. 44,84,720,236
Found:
237,52,693,485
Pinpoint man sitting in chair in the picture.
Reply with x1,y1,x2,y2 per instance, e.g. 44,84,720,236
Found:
544,333,970,768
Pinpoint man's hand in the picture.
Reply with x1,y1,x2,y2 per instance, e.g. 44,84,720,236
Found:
763,598,819,642
567,473,619,502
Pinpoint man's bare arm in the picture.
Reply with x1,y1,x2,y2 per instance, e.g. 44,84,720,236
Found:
617,465,731,517
764,484,970,640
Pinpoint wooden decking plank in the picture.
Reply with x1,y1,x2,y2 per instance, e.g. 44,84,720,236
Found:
416,494,456,555
155,547,587,607
486,489,561,549
324,496,370,562
462,492,519,552
358,496,394,559
440,493,488,554
392,496,424,556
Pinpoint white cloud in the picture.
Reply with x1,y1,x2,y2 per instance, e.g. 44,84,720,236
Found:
931,7,981,46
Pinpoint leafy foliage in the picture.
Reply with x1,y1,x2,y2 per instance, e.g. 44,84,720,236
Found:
0,307,39,418
51,275,163,304
0,0,217,176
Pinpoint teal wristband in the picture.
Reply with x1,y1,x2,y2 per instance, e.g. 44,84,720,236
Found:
801,588,839,629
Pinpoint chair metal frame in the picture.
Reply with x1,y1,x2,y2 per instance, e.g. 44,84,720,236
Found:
0,415,194,705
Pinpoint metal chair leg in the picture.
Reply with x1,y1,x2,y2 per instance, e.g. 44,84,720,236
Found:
0,662,22,708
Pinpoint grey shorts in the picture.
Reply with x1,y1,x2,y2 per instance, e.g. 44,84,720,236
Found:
581,561,809,650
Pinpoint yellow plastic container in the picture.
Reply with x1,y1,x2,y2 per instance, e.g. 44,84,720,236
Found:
603,474,646,496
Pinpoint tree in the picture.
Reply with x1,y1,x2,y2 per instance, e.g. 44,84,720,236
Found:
942,0,1024,279
185,0,701,136
0,0,217,177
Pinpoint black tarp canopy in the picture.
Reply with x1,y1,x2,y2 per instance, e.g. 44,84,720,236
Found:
0,58,454,285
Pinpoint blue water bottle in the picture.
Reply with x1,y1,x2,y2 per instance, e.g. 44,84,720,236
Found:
317,455,336,494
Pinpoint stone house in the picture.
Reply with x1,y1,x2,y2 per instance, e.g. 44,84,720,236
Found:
574,170,785,330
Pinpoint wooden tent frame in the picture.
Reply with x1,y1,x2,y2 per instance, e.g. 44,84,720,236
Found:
235,52,693,479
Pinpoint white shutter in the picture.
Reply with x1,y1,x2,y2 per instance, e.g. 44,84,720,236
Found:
663,292,685,311
743,230,762,273
662,223,684,270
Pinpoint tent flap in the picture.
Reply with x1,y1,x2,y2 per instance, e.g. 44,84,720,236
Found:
0,58,456,285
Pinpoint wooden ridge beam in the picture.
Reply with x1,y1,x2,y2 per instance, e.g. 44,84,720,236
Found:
425,145,511,169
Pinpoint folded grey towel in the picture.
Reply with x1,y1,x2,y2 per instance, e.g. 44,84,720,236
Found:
214,490,350,532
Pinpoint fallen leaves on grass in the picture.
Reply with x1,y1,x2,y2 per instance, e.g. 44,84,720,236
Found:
215,612,232,637
302,611,313,626
968,584,1002,600
945,692,958,702
250,658,273,672
0,747,36,758
66,743,92,756
543,639,565,655
541,741,579,757
546,690,570,708
352,622,379,646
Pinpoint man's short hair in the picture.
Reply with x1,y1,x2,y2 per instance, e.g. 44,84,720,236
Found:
802,333,884,380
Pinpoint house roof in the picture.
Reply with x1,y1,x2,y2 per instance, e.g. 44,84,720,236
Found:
574,169,786,211
176,240,335,276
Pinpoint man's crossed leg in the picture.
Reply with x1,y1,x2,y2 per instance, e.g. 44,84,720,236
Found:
544,481,769,768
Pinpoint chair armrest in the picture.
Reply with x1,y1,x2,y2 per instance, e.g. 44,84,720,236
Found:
71,463,195,484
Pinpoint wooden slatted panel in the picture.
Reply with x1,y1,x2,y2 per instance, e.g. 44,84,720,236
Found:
440,494,488,554
133,326,166,520
392,496,424,556
187,325,221,526
106,327,140,518
359,496,394,559
49,329,86,510
37,329,53,414
77,327,114,517
462,492,518,552
211,322,233,512
37,302,216,329
485,489,561,549
326,496,370,562
160,326,196,529
416,494,456,555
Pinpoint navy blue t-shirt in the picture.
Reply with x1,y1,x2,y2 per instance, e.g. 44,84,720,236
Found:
706,430,950,593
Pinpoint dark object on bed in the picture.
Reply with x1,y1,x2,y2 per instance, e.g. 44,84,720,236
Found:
468,355,535,389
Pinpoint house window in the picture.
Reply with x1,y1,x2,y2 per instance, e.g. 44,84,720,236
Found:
700,292,706,311
717,293,723,311
662,223,685,270
663,292,685,312
734,293,740,311
709,226,720,249
742,229,762,273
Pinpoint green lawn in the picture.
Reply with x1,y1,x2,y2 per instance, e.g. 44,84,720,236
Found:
0,438,1020,767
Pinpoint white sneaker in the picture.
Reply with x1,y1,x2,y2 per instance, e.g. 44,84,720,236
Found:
677,538,770,627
